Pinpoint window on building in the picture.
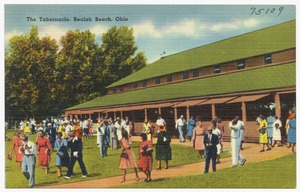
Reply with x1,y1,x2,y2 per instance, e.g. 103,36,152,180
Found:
264,53,272,64
166,74,172,82
192,68,200,77
113,87,117,93
142,80,147,87
133,82,138,89
213,64,221,73
155,77,160,84
119,85,124,92
182,71,189,79
237,59,245,69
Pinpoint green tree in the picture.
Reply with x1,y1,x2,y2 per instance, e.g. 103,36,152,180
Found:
5,25,147,121
100,26,147,82
55,29,102,107
5,26,59,120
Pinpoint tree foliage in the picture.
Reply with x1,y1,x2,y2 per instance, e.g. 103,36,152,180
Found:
5,25,147,121
5,27,59,119
55,29,101,108
101,26,146,82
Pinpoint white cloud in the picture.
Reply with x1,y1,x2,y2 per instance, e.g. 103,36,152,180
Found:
89,25,109,38
133,18,261,38
243,18,260,26
39,25,69,46
163,19,198,36
132,21,162,38
132,19,203,38
209,18,261,32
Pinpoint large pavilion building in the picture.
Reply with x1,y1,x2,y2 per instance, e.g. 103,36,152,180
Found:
65,20,296,142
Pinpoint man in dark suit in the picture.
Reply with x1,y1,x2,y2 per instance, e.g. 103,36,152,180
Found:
64,131,88,179
203,124,219,174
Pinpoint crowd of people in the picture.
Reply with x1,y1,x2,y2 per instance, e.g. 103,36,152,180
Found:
7,116,95,187
6,107,296,187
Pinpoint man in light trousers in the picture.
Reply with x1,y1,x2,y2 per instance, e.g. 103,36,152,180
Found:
19,134,36,188
98,120,108,158
229,116,246,167
176,115,187,142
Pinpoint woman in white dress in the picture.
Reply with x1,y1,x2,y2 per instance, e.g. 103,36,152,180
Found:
272,115,282,147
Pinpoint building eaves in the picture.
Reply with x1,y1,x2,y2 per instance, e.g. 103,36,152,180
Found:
66,62,295,111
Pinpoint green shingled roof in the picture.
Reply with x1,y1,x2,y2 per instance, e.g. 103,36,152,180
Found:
107,20,295,88
66,62,295,111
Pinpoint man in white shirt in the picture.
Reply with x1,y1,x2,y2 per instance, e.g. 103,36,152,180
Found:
229,116,246,167
20,120,24,131
82,118,89,139
212,120,221,164
19,134,36,188
175,115,187,142
97,120,108,158
156,114,166,133
114,117,123,143
65,121,72,139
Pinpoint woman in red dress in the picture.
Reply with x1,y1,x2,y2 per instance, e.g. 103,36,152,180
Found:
138,133,153,182
119,128,140,183
8,131,24,170
36,131,52,174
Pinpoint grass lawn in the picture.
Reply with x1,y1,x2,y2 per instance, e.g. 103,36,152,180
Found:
5,129,230,188
121,154,296,188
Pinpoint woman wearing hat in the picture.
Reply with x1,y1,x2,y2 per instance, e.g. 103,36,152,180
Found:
55,132,69,177
155,125,172,170
138,133,153,182
36,130,52,174
257,114,271,152
119,128,140,183
8,131,24,170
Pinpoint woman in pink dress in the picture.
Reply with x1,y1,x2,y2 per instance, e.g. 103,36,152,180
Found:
191,121,205,158
119,129,140,183
138,133,153,182
8,131,24,170
36,131,52,174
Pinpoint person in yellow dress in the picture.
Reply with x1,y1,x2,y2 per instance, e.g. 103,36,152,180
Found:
58,123,67,138
23,121,31,134
143,120,154,143
257,114,271,152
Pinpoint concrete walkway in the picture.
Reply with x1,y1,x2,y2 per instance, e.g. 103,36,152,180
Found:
43,136,293,188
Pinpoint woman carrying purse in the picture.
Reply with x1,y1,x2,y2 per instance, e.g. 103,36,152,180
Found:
118,128,140,183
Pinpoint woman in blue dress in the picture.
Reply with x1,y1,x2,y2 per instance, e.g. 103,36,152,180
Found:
55,132,69,177
187,116,196,142
287,115,296,153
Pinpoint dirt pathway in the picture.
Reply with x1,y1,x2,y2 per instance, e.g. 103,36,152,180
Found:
43,137,293,188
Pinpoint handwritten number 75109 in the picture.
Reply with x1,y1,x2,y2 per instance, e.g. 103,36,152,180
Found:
250,7,284,16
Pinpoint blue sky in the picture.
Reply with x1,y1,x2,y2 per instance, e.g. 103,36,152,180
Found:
4,4,296,63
